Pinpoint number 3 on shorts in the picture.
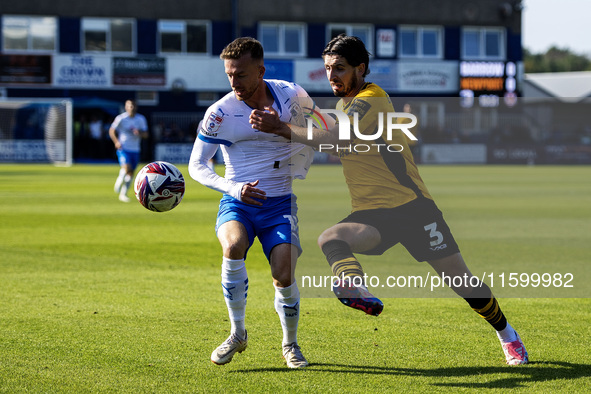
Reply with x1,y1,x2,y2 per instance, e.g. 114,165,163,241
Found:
424,222,443,246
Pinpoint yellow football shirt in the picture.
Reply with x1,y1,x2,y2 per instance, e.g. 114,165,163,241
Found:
336,83,432,211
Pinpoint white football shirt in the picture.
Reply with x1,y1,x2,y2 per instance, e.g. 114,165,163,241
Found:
197,79,314,197
110,112,148,152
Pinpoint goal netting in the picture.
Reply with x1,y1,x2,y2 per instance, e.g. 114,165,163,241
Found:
0,98,73,166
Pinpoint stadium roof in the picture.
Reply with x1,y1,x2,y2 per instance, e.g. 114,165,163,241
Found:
523,71,591,103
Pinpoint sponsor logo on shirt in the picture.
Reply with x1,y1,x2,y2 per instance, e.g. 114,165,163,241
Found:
347,99,371,119
204,111,224,136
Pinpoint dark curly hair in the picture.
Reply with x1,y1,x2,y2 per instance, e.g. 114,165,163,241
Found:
322,34,371,77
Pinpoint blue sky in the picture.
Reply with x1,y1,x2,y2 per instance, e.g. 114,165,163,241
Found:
523,0,591,54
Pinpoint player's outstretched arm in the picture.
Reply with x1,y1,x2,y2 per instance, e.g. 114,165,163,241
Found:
188,137,243,200
249,107,338,148
188,137,266,206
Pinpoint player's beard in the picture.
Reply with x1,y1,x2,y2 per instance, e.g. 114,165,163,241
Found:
234,82,259,102
333,73,359,98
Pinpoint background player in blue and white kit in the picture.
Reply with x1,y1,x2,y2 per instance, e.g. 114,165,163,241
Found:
188,37,320,369
109,99,148,202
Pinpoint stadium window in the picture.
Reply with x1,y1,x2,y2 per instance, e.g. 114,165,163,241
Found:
136,91,159,106
197,92,218,107
461,27,506,60
82,18,134,53
327,24,374,54
2,15,57,52
158,20,210,55
259,23,306,57
399,26,443,58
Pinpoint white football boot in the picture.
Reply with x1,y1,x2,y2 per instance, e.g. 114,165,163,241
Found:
282,343,309,369
211,331,248,365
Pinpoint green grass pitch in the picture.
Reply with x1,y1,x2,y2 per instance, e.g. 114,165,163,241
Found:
1,163,590,392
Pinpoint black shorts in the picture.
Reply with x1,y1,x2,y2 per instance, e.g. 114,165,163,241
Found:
339,197,460,261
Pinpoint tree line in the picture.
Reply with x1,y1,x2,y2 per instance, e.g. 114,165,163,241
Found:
524,46,591,73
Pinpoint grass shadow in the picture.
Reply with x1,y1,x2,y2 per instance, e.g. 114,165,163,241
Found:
232,361,591,389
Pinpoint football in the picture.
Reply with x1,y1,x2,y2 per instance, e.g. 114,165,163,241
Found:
134,161,185,212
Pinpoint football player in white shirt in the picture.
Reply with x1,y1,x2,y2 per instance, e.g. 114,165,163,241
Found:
109,99,149,202
189,37,319,369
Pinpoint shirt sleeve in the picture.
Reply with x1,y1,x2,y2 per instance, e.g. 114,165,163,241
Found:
188,123,244,201
346,98,376,136
110,114,122,130
197,106,233,146
139,115,148,132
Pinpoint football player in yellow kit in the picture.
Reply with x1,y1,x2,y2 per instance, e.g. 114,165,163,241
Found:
249,35,528,365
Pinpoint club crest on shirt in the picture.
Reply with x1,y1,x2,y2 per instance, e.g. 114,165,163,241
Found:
203,111,224,136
